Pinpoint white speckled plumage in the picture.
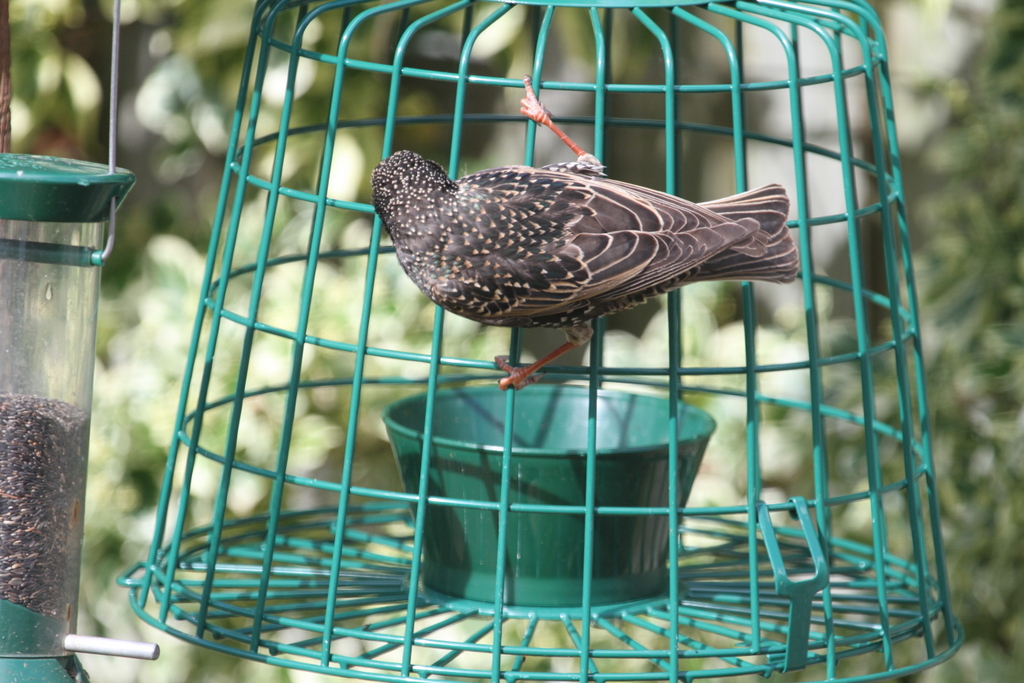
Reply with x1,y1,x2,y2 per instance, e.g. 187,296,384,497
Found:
371,150,798,332
369,77,799,389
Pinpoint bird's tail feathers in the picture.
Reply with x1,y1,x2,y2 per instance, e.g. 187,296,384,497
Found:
696,184,800,284
700,184,790,224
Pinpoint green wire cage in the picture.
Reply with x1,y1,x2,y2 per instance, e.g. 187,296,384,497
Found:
120,0,964,680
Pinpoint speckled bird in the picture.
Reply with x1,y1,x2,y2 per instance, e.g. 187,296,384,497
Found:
371,76,800,390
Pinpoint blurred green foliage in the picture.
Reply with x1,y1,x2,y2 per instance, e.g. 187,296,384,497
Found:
913,0,1024,678
4,0,1022,680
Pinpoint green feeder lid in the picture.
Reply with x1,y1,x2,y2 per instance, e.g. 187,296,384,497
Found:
0,154,135,223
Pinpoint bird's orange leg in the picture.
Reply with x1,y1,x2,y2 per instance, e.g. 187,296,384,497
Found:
495,324,593,390
495,341,578,391
521,75,590,159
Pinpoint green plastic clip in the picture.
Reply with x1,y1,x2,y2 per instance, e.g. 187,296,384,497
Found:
757,497,829,672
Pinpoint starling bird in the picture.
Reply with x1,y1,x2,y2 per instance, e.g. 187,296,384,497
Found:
371,76,799,390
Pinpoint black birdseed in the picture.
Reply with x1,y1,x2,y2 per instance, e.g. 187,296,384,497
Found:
0,393,89,619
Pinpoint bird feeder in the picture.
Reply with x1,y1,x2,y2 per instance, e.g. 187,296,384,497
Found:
0,154,148,681
121,0,964,681
383,385,716,606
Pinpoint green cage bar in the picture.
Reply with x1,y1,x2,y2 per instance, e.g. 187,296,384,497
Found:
120,0,963,681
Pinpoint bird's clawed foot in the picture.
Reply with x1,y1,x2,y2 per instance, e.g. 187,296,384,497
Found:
495,328,590,390
495,356,545,391
520,75,589,160
520,76,554,129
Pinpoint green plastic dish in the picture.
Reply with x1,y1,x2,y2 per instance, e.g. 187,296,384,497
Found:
382,384,716,607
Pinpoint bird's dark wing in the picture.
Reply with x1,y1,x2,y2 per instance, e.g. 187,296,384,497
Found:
432,166,759,323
